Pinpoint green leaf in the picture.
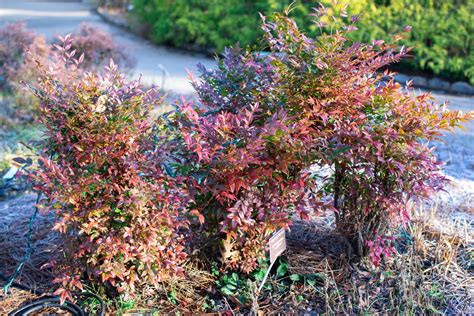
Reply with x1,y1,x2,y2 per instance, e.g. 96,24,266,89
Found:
276,260,288,278
253,268,266,282
224,284,237,291
231,272,239,281
289,274,301,282
306,278,316,286
330,146,350,159
221,286,234,296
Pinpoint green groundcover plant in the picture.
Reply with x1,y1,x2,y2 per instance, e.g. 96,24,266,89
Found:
132,0,473,84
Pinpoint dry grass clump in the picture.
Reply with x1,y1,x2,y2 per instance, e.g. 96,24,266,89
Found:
120,260,217,314
0,287,39,315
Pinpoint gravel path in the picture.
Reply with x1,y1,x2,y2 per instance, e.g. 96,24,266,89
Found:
429,93,474,181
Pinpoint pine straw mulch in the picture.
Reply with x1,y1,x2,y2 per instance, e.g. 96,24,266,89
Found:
0,194,60,314
0,193,472,315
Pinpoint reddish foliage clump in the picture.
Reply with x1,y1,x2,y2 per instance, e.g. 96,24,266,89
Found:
19,5,473,301
171,7,473,271
261,7,473,260
28,35,188,303
173,48,331,272
68,23,136,73
0,22,37,89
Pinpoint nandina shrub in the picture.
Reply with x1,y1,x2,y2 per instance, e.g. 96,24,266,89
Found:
0,22,37,89
171,46,331,272
68,23,135,73
0,22,51,120
261,7,473,261
172,6,473,272
27,35,189,302
11,36,52,117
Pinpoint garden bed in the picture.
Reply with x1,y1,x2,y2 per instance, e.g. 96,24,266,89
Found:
1,4,473,315
0,187,472,314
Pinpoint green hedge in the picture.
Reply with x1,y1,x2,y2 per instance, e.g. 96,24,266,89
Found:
131,0,473,84
348,0,473,84
131,0,281,52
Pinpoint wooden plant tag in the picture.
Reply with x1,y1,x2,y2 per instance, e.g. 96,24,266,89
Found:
268,228,286,263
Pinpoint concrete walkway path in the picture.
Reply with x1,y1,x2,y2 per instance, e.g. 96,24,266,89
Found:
0,0,215,93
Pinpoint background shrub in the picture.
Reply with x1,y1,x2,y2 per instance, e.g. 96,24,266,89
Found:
131,0,473,84
10,36,51,117
68,23,136,72
0,22,37,90
0,22,135,90
346,0,473,84
0,23,50,120
27,36,188,302
0,22,136,121
131,0,282,52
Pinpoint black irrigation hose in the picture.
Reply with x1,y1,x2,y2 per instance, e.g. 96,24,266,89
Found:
9,294,105,316
7,289,105,315
9,297,86,316
1,273,105,315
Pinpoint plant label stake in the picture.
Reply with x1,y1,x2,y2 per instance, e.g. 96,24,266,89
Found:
258,228,287,293
269,228,286,264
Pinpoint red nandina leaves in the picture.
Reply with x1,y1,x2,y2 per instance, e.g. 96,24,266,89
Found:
262,8,473,263
171,8,473,271
23,6,474,295
171,46,329,272
28,35,190,299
